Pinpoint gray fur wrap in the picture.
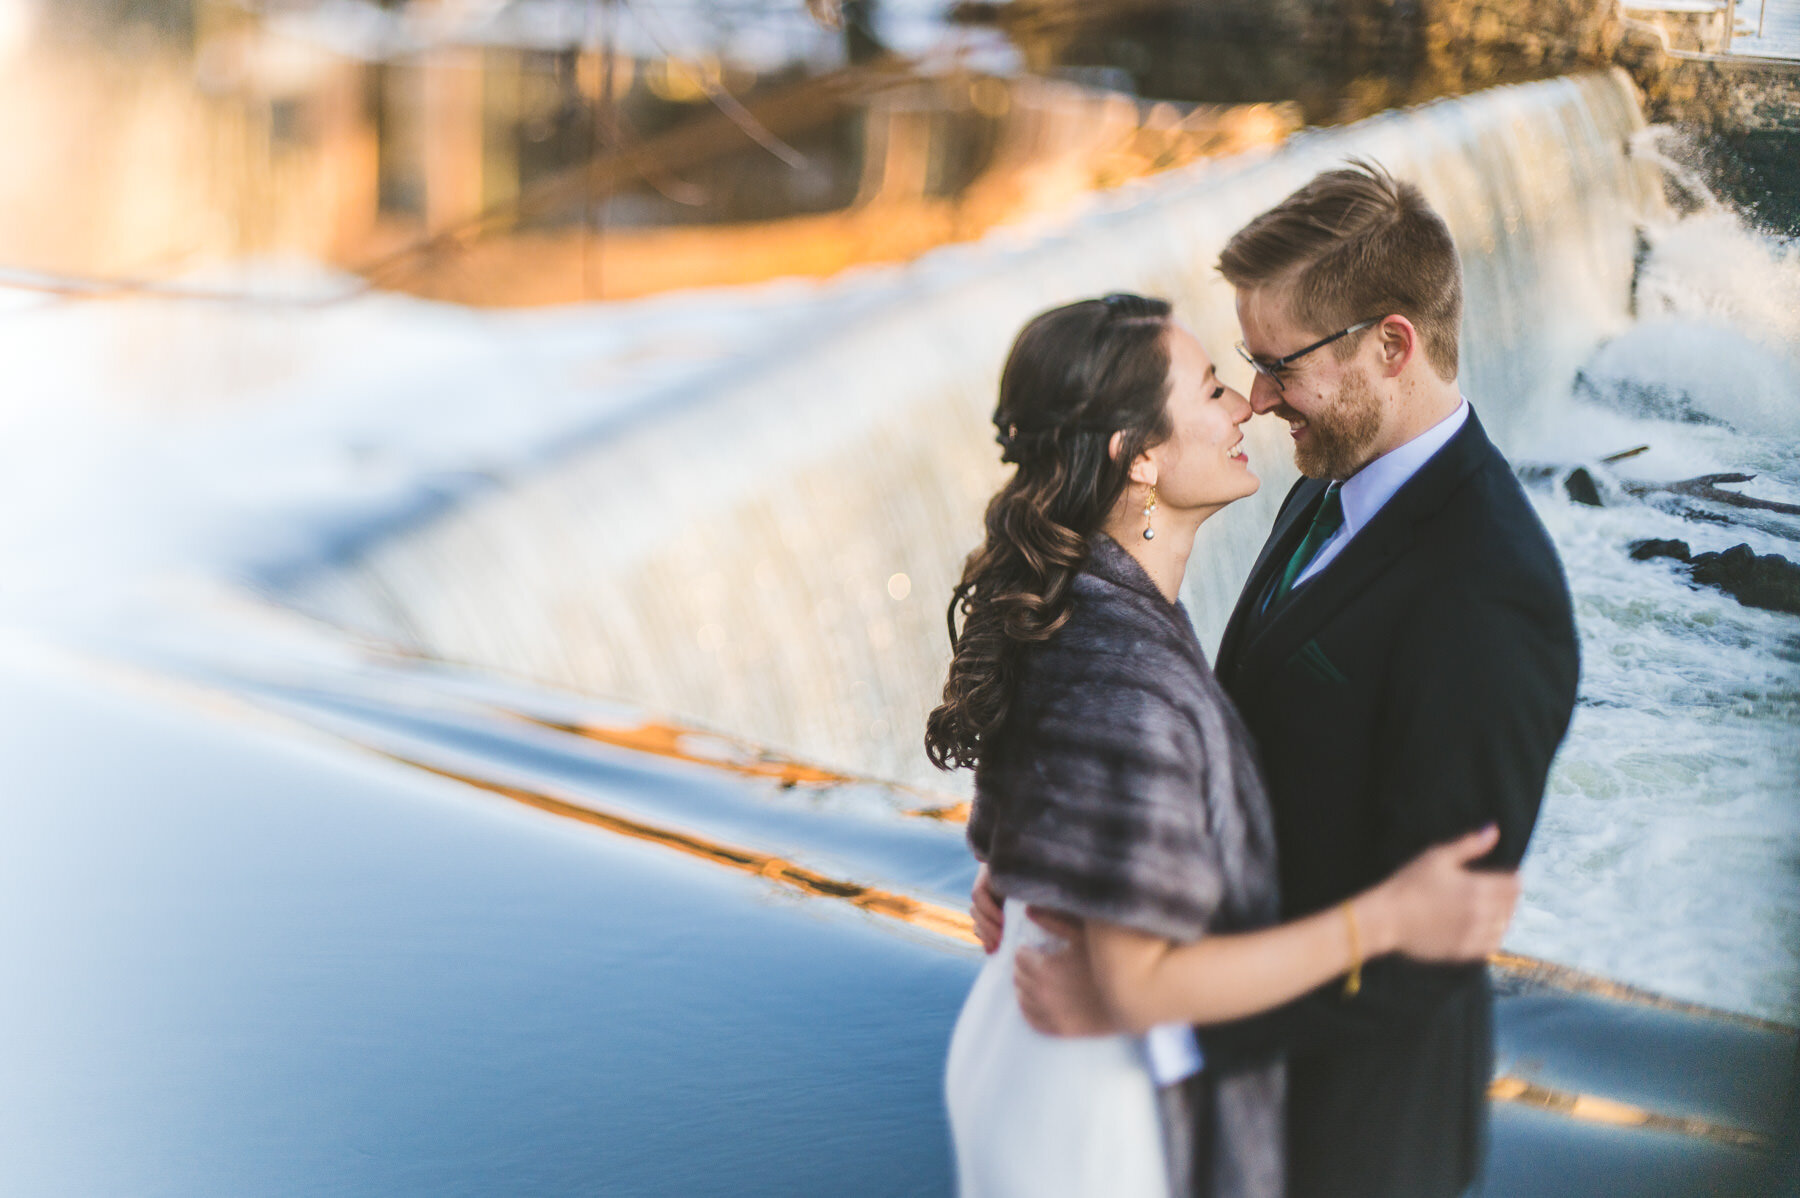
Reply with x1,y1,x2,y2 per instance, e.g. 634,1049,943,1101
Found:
970,534,1280,940
967,533,1285,1198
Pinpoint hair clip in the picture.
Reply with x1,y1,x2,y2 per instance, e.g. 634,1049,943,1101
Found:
1099,292,1167,321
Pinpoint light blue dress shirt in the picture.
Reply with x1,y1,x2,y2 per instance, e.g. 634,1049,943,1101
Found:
1293,399,1470,589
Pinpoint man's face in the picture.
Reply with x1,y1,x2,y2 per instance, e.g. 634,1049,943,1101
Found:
1235,285,1387,481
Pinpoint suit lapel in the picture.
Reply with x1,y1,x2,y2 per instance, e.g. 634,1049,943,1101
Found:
1231,408,1500,672
1217,477,1329,678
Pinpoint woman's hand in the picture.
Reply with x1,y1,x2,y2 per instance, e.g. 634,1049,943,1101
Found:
1013,910,1121,1037
971,864,1004,954
1370,824,1521,962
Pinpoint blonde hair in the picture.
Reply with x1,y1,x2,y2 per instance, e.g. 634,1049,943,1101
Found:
1219,160,1462,380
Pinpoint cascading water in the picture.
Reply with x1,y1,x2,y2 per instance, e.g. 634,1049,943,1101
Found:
1506,145,1800,1022
0,11,1791,1181
289,70,1658,783
277,70,1800,1026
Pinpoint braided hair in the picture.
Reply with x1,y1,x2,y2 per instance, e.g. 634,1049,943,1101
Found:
925,294,1173,772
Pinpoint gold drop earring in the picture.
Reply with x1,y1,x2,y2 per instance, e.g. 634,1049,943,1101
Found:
1142,484,1158,541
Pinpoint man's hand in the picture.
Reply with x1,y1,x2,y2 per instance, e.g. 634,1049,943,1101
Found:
971,863,1004,954
1013,909,1120,1037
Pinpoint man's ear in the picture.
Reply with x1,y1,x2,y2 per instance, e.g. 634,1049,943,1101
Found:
1376,315,1418,378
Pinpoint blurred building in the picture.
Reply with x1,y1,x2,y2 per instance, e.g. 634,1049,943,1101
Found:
0,0,1299,302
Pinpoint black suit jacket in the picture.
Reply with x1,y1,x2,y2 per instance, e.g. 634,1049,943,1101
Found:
1198,408,1580,1198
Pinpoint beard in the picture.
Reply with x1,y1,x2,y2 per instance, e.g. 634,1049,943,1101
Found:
1293,366,1383,480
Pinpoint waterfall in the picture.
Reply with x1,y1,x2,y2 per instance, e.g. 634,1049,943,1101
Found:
286,70,1663,792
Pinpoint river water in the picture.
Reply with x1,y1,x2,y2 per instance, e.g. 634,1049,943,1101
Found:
0,61,1793,1197
1508,166,1800,1023
264,72,1800,1023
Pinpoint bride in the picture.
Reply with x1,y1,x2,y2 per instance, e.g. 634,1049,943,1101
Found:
925,294,1518,1198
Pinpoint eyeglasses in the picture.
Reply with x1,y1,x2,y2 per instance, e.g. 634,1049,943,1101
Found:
1235,318,1381,393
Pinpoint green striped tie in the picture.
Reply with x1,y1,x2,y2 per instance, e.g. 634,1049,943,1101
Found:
1272,483,1345,604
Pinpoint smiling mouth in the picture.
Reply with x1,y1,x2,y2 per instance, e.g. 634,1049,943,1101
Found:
1267,404,1309,435
1227,442,1247,460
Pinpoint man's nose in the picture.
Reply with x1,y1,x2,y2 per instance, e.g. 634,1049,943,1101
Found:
1248,375,1282,415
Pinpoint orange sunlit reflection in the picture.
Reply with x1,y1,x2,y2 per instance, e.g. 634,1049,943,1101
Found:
477,695,1795,1043
1487,1076,1770,1149
530,715,855,787
905,800,973,822
380,85,1302,306
376,746,978,947
501,709,970,823
0,24,1301,310
345,713,1782,1149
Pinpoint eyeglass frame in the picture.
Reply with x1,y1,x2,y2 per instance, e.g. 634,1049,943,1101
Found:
1234,317,1383,393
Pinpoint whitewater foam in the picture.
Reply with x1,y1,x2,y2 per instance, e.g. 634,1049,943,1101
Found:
1507,191,1800,1022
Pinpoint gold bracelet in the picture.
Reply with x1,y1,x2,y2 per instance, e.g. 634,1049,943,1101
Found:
1341,900,1363,998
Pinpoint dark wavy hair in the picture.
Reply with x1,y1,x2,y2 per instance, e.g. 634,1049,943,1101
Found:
924,293,1174,772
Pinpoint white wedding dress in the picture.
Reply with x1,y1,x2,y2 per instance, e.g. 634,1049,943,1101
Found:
945,898,1174,1198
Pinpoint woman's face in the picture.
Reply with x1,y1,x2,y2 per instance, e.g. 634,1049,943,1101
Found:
1141,324,1259,515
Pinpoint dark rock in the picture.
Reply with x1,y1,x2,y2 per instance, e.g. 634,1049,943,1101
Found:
1629,539,1693,563
1688,544,1800,616
1565,467,1603,507
1634,538,1800,616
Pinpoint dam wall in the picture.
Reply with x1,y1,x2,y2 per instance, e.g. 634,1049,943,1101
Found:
287,71,1663,791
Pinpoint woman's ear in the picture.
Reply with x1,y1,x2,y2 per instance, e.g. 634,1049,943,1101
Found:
1129,454,1158,488
1111,430,1157,488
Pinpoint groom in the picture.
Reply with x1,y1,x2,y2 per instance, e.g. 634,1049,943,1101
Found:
980,162,1580,1198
